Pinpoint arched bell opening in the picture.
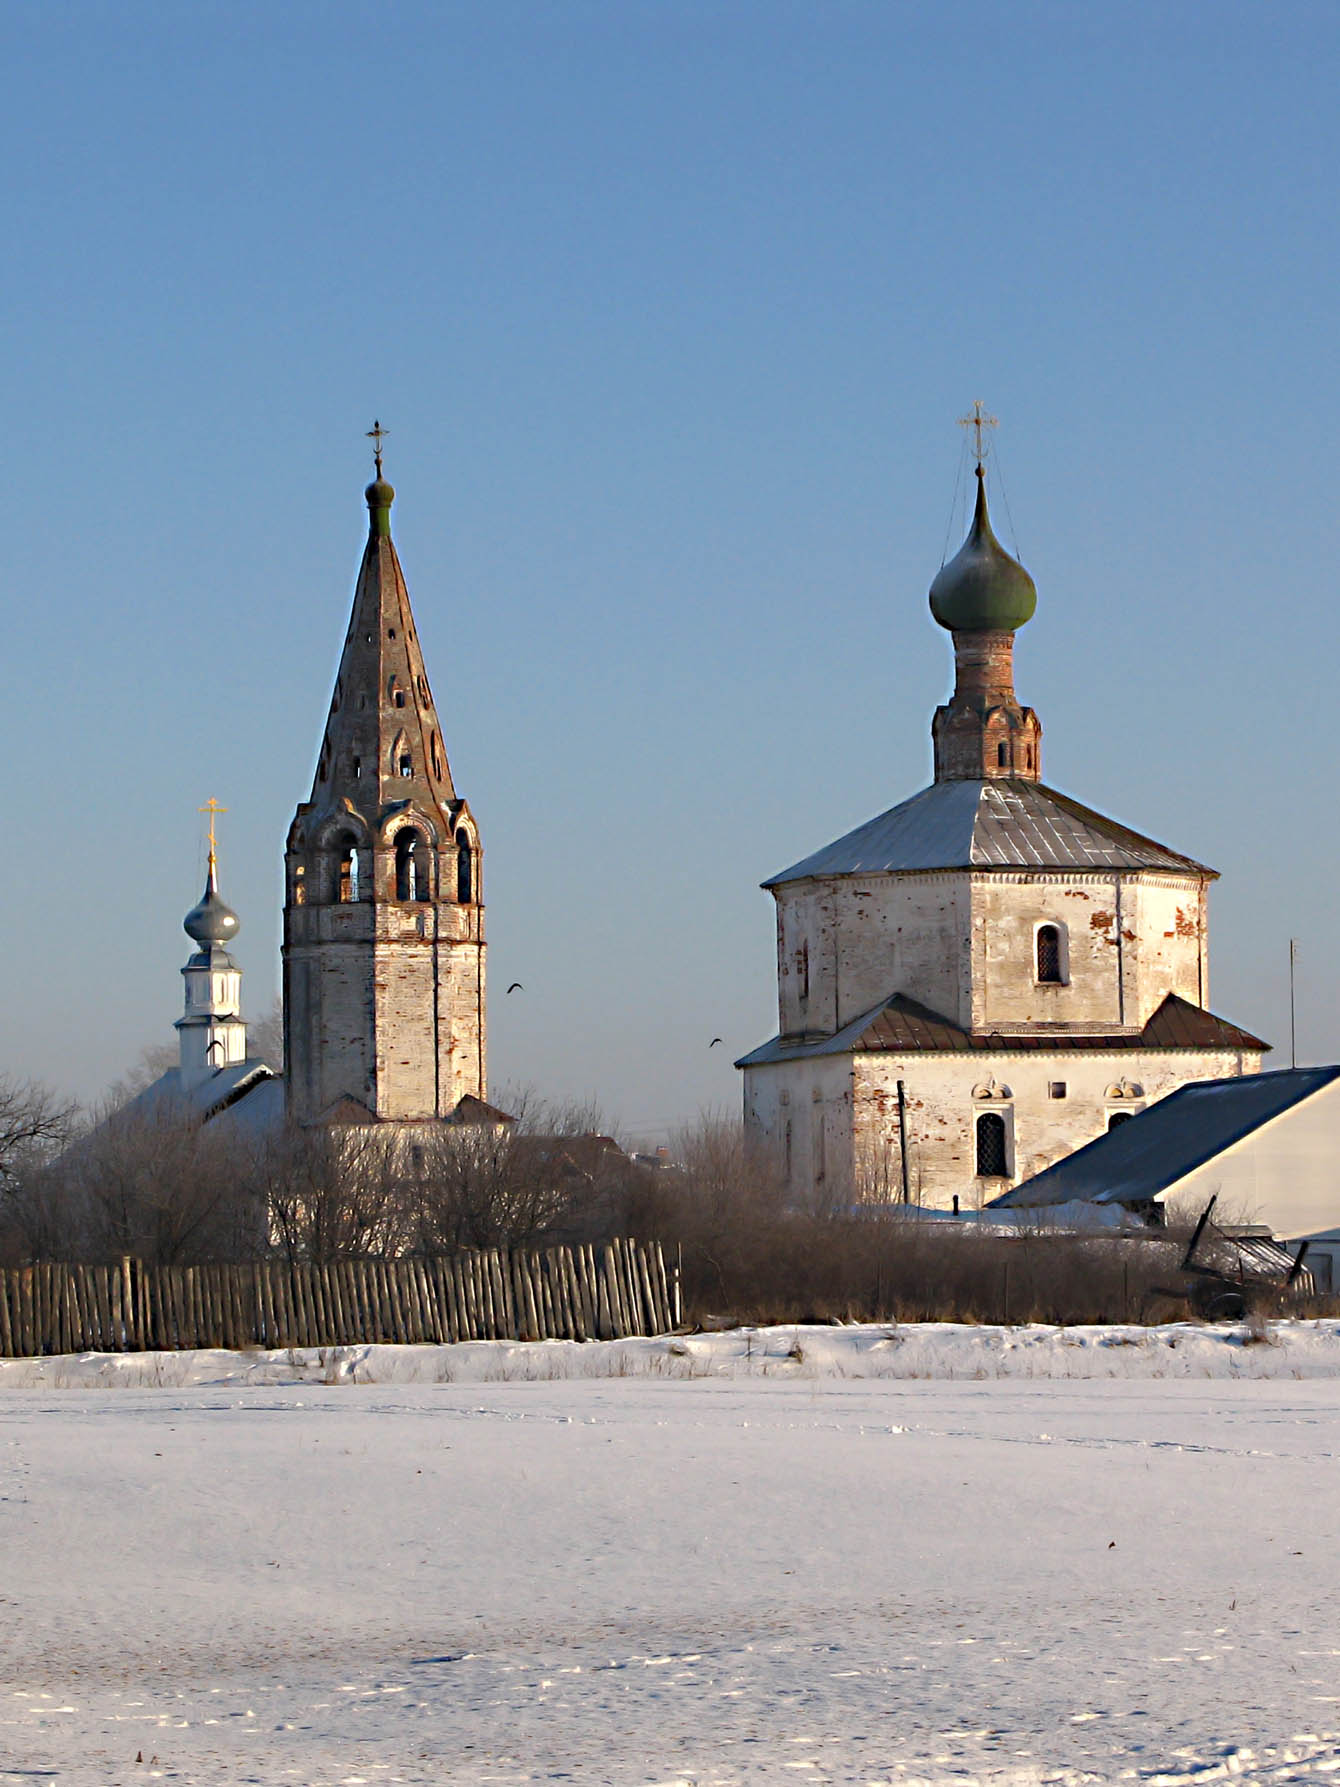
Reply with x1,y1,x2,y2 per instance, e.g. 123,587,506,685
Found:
395,829,432,903
332,831,362,903
456,830,474,904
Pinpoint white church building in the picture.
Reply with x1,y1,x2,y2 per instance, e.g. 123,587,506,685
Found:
737,448,1267,1209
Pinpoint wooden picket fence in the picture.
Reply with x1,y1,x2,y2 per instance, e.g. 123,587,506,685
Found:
0,1239,679,1358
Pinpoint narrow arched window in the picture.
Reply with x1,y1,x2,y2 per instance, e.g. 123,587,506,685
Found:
456,832,473,903
997,741,1009,769
395,831,430,902
976,1111,1008,1177
1036,924,1062,984
1107,1110,1134,1131
337,837,360,903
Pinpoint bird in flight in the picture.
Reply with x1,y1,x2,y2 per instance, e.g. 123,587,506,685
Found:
506,982,524,995
709,1037,723,1047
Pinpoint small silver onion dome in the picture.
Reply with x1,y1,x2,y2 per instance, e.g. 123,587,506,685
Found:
184,870,240,947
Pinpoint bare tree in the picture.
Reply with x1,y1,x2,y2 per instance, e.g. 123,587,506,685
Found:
102,1044,178,1113
0,1077,75,1182
45,1100,266,1265
400,1091,636,1253
247,998,284,1071
254,1123,404,1263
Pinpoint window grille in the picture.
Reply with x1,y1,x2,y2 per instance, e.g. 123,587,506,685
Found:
976,1111,1008,1177
1036,925,1062,983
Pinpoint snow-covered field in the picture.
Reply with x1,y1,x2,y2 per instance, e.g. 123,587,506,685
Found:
1,1325,1338,1786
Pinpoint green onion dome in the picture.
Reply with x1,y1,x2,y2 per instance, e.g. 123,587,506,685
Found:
929,468,1037,633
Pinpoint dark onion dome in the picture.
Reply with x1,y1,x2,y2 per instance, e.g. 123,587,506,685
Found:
366,476,395,538
929,467,1037,633
183,871,240,947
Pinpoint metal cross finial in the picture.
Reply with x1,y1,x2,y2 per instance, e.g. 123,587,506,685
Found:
199,797,227,874
958,399,998,471
366,419,389,477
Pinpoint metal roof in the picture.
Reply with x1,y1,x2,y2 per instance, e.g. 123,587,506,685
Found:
991,1066,1340,1209
736,992,1267,1069
764,778,1214,887
116,1060,278,1124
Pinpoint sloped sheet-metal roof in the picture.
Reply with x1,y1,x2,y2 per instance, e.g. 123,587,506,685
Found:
116,1060,278,1124
764,778,1213,886
735,993,1267,1068
990,1066,1340,1208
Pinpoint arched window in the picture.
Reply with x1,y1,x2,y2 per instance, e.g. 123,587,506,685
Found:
395,831,430,902
337,837,360,903
997,740,1009,769
456,832,473,903
1107,1110,1134,1131
1036,924,1063,984
976,1111,1008,1177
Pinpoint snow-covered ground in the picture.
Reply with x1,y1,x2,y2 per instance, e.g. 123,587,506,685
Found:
1,1325,1338,1786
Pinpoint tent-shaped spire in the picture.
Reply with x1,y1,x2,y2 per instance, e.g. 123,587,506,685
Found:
308,467,457,824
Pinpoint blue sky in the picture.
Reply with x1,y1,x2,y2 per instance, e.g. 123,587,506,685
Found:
3,1,1337,1140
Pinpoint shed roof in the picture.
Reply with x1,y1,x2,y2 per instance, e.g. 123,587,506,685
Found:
764,778,1213,887
735,992,1267,1069
990,1066,1340,1209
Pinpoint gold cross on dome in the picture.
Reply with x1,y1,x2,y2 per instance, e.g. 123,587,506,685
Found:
366,419,389,477
958,399,998,470
199,797,227,872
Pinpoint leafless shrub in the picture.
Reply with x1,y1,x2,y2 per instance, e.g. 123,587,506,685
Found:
595,1114,1189,1328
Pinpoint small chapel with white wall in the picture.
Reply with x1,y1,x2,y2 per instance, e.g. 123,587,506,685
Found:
738,430,1267,1209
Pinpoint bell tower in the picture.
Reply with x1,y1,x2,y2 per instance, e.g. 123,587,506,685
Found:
282,433,486,1123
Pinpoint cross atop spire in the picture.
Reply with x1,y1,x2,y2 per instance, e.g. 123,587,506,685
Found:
366,419,389,478
199,796,227,881
957,399,997,472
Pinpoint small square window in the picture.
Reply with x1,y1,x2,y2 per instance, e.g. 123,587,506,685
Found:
1048,1081,1067,1100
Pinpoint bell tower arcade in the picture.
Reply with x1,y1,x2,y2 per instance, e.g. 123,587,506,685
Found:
282,438,486,1123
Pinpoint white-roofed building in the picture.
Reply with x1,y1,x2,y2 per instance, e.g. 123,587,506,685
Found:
738,442,1266,1210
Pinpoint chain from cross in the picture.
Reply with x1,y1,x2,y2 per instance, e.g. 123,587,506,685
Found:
199,797,227,871
367,419,389,477
957,400,998,470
